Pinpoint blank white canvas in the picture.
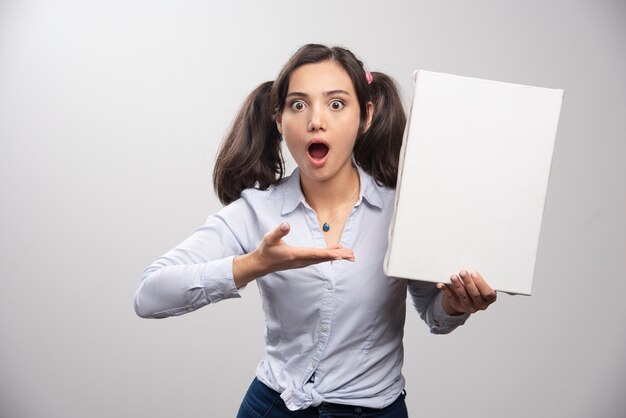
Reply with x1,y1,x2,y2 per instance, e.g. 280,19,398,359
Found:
384,70,563,295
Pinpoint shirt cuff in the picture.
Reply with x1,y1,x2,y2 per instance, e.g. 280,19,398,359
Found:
202,255,243,303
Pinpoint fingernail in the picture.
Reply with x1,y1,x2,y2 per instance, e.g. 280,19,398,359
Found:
460,271,467,278
280,222,289,231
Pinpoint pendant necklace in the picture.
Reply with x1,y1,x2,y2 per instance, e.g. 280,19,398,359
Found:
321,182,359,232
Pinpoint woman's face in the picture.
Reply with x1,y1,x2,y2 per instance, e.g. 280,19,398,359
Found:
277,60,371,184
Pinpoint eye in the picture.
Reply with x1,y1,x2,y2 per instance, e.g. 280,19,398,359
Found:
329,100,344,110
290,100,306,111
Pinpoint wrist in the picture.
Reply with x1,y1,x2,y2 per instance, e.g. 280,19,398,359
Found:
441,294,465,316
232,251,270,288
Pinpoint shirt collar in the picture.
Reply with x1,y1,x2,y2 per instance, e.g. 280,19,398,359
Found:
280,168,306,215
280,164,385,216
356,164,385,210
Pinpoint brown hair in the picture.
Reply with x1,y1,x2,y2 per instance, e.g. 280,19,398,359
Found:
213,44,406,204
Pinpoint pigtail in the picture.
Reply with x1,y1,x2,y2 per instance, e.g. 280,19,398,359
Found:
213,81,284,205
353,72,406,189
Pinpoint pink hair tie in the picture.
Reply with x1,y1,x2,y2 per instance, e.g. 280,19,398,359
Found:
365,70,373,85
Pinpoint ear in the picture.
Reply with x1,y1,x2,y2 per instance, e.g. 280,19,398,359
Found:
276,113,283,135
363,101,374,133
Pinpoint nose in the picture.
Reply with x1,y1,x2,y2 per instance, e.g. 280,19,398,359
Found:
307,105,326,132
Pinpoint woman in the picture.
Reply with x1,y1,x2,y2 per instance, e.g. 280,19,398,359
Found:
134,44,497,417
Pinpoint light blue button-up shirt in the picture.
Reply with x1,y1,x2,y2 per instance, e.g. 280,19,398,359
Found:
134,165,469,411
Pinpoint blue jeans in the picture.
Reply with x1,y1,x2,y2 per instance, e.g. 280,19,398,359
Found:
236,378,409,418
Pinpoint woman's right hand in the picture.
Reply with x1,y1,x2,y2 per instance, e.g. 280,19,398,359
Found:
232,222,354,288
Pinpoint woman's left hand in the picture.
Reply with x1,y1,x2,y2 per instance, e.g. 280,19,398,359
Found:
437,270,497,315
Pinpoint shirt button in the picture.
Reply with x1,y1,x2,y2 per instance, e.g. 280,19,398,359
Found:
320,324,329,333
325,281,333,290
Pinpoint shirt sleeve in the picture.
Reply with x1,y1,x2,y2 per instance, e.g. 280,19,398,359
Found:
407,279,470,334
133,200,253,319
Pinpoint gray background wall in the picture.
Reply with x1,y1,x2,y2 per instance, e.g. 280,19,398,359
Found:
0,0,624,417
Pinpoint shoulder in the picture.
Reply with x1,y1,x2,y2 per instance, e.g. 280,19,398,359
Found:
239,173,293,205
205,180,286,251
219,172,294,218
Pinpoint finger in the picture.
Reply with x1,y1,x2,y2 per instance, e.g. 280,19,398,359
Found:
459,270,483,308
472,271,497,303
264,222,291,245
327,248,354,261
439,282,469,315
450,274,474,312
438,282,461,307
292,247,355,263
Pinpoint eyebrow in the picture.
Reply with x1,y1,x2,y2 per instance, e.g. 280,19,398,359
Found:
286,89,351,98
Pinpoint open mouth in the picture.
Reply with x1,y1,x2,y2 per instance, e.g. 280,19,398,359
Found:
308,142,329,160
